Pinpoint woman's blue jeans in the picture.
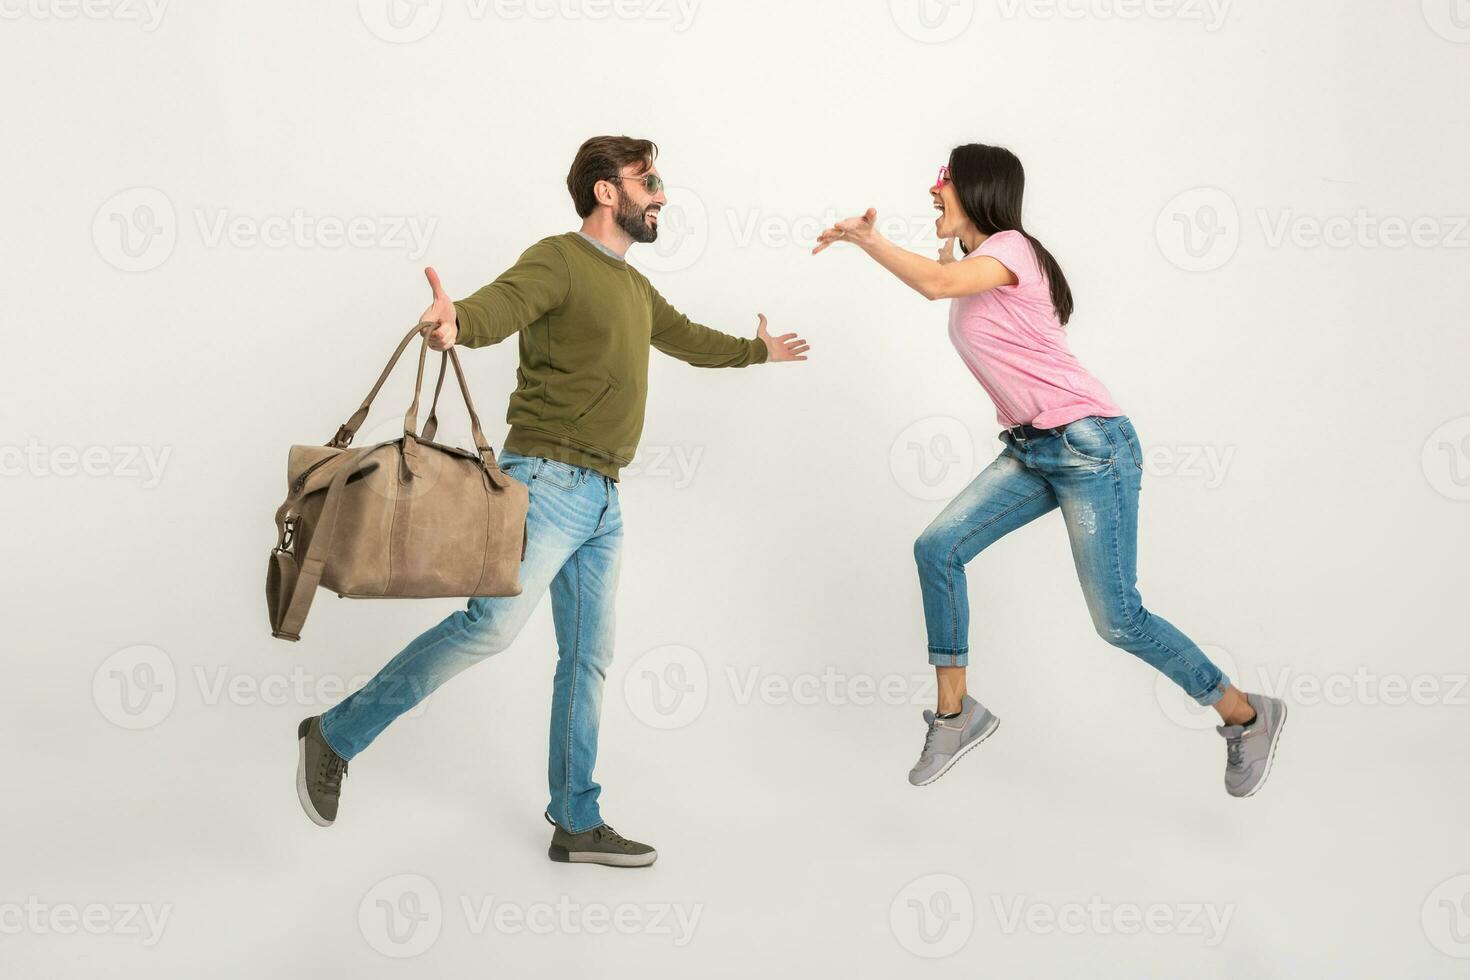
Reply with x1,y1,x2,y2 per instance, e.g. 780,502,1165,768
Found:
319,450,622,833
914,415,1228,706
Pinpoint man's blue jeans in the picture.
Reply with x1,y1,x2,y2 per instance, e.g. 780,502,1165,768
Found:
318,450,622,832
914,415,1229,706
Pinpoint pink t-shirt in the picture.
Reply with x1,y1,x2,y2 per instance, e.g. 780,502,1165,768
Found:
947,230,1122,430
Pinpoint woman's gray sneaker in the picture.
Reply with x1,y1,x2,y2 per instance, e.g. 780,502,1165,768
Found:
908,694,1000,786
297,716,348,827
546,814,657,867
1216,693,1287,798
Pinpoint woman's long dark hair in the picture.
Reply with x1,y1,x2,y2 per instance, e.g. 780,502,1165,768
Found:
948,143,1074,325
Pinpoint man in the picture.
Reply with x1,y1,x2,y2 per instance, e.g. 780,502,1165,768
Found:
295,136,809,866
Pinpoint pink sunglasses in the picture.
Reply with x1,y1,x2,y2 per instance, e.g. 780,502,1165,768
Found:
932,165,952,190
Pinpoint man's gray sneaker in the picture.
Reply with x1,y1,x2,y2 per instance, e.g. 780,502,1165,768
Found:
908,694,1000,786
546,813,657,867
1217,693,1287,798
297,716,348,827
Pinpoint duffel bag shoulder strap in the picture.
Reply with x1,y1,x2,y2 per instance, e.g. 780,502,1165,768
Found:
267,447,375,641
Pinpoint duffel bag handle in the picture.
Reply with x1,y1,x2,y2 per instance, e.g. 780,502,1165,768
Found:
400,327,503,478
419,350,449,443
329,323,510,484
329,323,424,449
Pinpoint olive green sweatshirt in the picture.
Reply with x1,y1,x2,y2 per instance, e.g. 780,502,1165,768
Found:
453,232,767,481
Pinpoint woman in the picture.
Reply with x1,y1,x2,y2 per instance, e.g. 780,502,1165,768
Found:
813,144,1285,797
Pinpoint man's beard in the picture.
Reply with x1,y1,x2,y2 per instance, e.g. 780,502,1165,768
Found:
615,192,659,244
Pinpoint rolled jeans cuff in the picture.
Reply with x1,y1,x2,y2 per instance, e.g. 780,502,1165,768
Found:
928,648,969,668
1191,674,1230,708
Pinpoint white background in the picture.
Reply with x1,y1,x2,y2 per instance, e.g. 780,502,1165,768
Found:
3,0,1469,975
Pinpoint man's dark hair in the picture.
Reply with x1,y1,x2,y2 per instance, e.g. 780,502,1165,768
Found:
566,136,659,218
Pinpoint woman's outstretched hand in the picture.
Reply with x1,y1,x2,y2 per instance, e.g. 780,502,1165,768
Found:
812,208,879,254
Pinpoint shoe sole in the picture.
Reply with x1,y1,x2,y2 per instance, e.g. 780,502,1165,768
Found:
548,845,657,868
910,715,1000,787
297,734,334,828
1233,701,1288,799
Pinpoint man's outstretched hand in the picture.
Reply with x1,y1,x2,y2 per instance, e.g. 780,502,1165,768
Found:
419,267,459,351
756,314,809,362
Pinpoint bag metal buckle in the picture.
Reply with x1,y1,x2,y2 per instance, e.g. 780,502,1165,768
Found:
275,516,299,555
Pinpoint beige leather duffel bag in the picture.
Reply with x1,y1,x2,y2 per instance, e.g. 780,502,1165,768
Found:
266,323,529,641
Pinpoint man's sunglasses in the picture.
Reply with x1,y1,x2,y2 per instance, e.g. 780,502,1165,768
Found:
607,173,665,195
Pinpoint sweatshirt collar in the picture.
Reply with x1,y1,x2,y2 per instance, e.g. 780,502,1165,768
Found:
574,231,628,264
